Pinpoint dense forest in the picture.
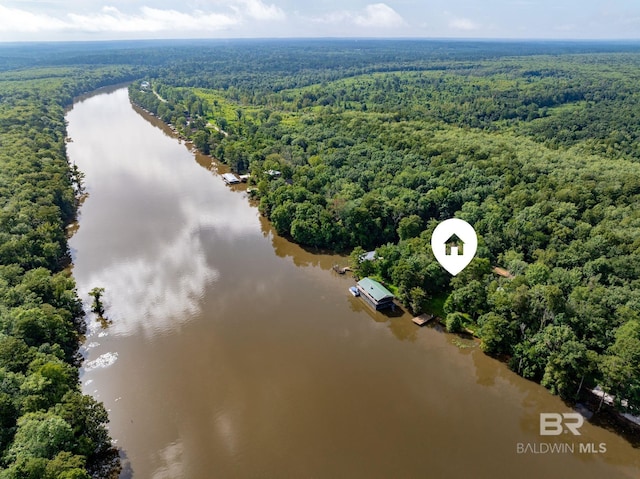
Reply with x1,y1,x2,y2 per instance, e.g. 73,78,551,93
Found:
128,40,640,416
0,49,139,478
1,40,640,475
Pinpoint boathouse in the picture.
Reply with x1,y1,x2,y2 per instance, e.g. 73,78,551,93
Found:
222,173,241,184
356,277,395,310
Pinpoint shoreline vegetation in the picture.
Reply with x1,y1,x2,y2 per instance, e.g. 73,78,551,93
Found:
126,40,640,437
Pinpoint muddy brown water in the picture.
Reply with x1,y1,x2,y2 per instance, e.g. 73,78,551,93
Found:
67,88,639,479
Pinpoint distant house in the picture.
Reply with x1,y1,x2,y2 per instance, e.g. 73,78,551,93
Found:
359,251,377,262
140,81,150,90
445,234,464,256
356,277,395,310
266,169,282,178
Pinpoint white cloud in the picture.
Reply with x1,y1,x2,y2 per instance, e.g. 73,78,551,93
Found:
355,3,404,28
232,0,285,21
1,0,639,40
449,17,479,31
68,6,239,32
312,10,352,25
313,3,405,29
0,5,69,32
140,6,239,30
0,1,283,36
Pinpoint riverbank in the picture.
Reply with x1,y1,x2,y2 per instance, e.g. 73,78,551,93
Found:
0,68,134,477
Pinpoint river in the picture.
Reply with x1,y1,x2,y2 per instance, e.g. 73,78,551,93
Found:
66,88,639,479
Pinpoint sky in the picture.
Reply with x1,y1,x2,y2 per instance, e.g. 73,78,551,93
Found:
0,0,639,42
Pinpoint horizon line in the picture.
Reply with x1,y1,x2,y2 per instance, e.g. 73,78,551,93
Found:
1,36,640,46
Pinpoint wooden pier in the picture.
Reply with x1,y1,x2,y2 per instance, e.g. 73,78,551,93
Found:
412,314,434,326
332,265,352,274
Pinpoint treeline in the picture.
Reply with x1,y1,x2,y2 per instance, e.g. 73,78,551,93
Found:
0,64,137,478
129,42,640,415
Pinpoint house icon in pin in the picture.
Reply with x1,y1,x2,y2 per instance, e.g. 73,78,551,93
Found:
431,218,478,276
445,233,464,256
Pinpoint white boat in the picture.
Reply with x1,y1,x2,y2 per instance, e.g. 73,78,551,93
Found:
349,286,360,297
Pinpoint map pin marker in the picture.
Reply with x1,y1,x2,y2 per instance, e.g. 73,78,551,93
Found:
431,218,478,276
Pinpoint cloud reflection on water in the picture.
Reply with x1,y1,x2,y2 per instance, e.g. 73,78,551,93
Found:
69,88,257,338
151,440,185,479
82,224,219,337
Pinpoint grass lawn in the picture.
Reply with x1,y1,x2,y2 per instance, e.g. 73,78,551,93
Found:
424,294,447,318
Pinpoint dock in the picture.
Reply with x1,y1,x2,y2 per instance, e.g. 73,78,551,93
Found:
412,314,434,326
332,265,352,274
492,266,514,279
